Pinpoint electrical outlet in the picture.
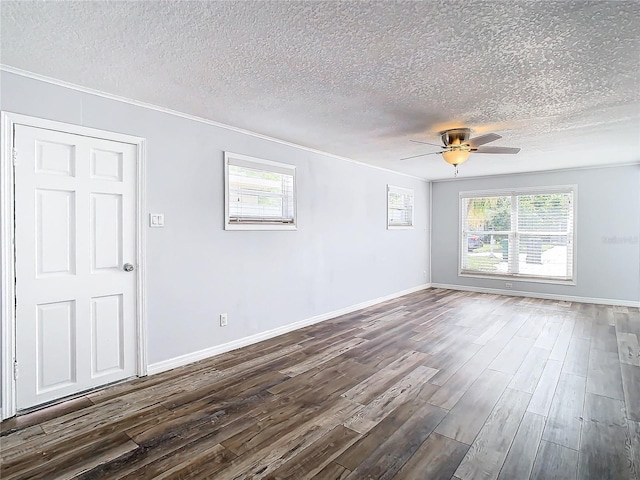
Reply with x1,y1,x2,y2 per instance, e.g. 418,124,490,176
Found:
423,271,427,279
220,313,228,327
505,282,513,289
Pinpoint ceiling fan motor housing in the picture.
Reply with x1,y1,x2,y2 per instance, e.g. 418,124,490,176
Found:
441,128,471,147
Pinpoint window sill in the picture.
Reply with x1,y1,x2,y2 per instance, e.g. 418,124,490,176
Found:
225,223,297,231
459,271,576,286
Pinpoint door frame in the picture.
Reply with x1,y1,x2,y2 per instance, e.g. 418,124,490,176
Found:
1,112,148,420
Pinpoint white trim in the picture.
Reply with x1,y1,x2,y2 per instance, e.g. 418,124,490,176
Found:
430,283,640,308
0,112,148,419
147,283,431,375
458,184,578,199
225,151,296,174
458,272,576,286
428,181,432,284
224,223,298,231
136,140,148,376
0,65,425,181
1,112,146,145
388,185,414,196
1,112,16,419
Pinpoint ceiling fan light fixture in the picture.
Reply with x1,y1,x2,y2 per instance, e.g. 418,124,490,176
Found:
442,149,471,166
401,127,520,175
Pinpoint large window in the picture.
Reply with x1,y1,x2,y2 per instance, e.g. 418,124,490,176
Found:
387,185,414,229
224,152,296,230
460,186,575,282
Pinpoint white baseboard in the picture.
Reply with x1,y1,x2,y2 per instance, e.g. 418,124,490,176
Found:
147,283,431,375
430,283,640,308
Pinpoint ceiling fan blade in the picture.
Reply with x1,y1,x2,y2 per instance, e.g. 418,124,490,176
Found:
473,146,521,154
468,133,502,147
400,152,441,160
410,139,443,148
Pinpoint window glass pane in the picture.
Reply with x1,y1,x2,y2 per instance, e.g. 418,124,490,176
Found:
519,234,570,278
464,196,511,232
463,233,509,274
518,193,571,232
228,165,294,222
388,187,414,227
388,192,413,226
517,192,572,279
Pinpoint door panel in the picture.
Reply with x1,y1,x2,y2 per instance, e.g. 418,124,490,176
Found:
91,294,124,377
91,193,123,271
37,300,76,393
14,124,138,410
36,189,76,277
35,140,76,176
90,148,123,181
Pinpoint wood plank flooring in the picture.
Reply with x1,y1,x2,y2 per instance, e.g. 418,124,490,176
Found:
1,289,639,480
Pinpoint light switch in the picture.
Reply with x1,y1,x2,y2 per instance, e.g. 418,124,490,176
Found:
149,213,165,227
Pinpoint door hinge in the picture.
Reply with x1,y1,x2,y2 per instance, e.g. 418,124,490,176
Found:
12,148,18,166
13,360,18,380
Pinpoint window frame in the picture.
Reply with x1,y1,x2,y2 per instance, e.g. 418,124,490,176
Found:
459,185,577,285
387,185,415,230
224,152,297,231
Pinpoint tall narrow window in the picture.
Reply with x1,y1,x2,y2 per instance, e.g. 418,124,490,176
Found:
460,186,575,282
387,185,414,229
225,152,296,230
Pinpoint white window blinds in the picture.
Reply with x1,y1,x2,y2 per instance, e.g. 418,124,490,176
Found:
225,153,296,230
460,187,574,281
388,185,414,228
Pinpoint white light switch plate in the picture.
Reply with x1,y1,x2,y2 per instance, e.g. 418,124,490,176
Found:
149,213,165,227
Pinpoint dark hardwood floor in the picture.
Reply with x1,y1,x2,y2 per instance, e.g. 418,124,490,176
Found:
1,288,639,479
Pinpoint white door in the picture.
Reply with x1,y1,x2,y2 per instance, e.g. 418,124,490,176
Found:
14,124,138,410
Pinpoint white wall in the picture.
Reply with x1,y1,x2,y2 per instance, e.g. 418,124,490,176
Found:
431,165,640,304
0,71,430,369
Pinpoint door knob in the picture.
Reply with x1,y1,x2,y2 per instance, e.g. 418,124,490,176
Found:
124,263,135,272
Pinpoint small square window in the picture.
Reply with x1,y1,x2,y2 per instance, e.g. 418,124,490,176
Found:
387,185,414,229
224,152,296,230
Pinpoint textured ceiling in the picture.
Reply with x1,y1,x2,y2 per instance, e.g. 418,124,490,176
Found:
1,1,639,179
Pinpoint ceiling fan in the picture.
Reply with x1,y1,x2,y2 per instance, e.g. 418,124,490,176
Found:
401,128,520,175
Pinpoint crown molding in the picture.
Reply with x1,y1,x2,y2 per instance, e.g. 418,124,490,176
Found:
0,65,428,181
